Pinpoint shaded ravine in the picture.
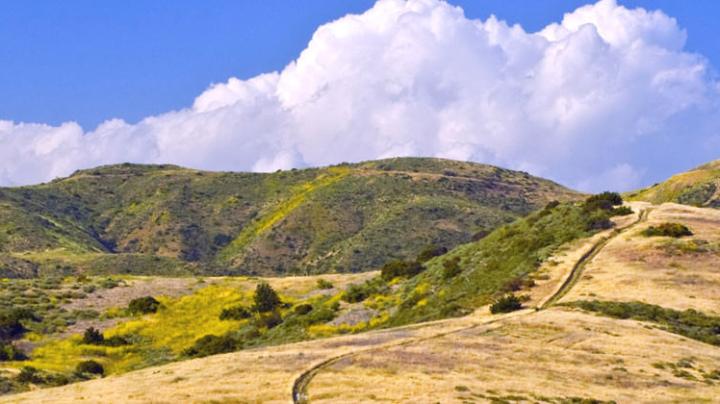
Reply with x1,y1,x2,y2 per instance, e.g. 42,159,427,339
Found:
291,208,650,403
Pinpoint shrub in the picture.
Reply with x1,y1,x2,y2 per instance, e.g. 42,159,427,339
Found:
82,327,104,345
611,206,633,216
342,283,370,303
254,283,281,312
0,342,26,361
219,305,252,320
75,360,104,376
16,366,43,384
490,294,523,314
294,304,313,315
316,279,334,290
184,334,238,358
380,260,425,281
128,296,161,314
0,308,36,340
584,192,623,212
642,223,693,238
441,257,462,279
416,245,448,263
255,311,283,329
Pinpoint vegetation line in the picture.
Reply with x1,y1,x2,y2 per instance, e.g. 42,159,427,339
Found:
291,207,650,403
217,168,350,265
540,208,649,309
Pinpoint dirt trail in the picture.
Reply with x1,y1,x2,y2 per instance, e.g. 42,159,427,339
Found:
291,208,650,403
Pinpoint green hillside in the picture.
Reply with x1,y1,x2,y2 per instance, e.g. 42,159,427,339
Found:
627,160,720,207
0,158,579,278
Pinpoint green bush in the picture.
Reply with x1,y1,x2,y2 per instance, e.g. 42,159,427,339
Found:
584,192,623,211
642,223,693,238
380,260,425,281
0,342,26,361
316,279,334,290
82,327,104,344
219,305,252,320
294,304,313,315
490,294,523,314
254,311,283,329
75,360,104,376
441,257,462,279
184,334,238,358
16,366,43,384
611,206,633,216
416,245,448,263
567,300,720,346
128,296,161,314
254,283,281,312
342,283,370,303
0,308,37,340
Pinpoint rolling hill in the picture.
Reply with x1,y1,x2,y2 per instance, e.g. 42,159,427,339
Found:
0,158,579,278
627,160,720,207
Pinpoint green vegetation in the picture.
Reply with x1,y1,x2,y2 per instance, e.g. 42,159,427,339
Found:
627,160,720,208
641,223,693,238
490,294,523,314
566,300,720,346
75,360,104,376
128,296,161,314
380,260,425,281
0,158,579,277
378,194,628,326
253,283,281,312
316,279,333,289
219,305,252,320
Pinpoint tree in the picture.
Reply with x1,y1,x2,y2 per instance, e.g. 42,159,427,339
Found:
254,283,281,312
82,327,104,345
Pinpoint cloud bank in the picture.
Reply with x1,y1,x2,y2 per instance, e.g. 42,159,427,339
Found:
1,0,719,191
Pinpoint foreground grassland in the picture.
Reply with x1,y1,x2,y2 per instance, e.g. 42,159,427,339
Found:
6,202,720,403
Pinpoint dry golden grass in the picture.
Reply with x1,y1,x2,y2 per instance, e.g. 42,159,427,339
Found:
5,203,720,403
310,308,720,403
562,203,720,314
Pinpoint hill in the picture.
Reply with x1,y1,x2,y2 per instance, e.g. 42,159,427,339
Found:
627,160,720,207
6,201,720,402
0,158,579,277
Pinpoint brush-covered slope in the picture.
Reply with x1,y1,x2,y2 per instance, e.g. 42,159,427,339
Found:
0,158,579,277
628,160,720,207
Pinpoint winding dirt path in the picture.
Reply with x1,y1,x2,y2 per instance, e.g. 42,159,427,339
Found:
291,207,650,403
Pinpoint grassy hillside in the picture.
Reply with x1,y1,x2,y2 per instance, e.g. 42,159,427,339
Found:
0,158,579,277
627,160,720,207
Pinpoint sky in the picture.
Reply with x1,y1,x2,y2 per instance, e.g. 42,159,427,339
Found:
1,0,719,191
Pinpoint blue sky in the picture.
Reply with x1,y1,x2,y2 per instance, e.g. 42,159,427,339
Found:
0,0,719,190
2,0,718,129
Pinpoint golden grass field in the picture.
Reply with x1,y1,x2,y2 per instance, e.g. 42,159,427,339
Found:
4,203,720,403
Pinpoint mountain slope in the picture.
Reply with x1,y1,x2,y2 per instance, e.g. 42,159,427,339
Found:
627,160,720,207
0,158,580,277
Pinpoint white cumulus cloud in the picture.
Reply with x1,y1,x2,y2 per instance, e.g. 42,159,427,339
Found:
1,0,718,191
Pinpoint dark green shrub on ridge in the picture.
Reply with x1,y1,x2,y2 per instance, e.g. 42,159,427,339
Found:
294,304,313,315
490,294,523,314
642,223,693,238
75,360,104,376
380,260,425,281
128,296,161,314
416,245,448,263
220,305,252,320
